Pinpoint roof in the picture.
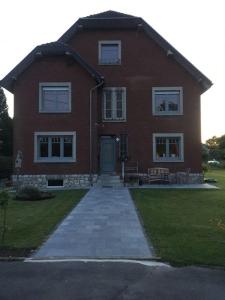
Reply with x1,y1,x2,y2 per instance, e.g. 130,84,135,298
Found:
58,10,212,92
0,42,103,92
83,10,136,19
1,10,212,93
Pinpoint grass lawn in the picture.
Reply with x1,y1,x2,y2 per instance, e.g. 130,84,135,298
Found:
0,189,86,256
131,169,225,267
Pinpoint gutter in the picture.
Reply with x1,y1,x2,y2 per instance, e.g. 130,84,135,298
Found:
89,79,104,186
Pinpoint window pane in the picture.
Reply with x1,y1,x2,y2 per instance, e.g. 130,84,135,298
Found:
64,137,72,157
39,137,48,157
101,44,119,64
169,137,180,158
156,137,166,158
155,90,180,113
168,92,179,111
51,137,60,157
42,86,70,112
155,96,166,112
104,90,112,119
116,90,123,118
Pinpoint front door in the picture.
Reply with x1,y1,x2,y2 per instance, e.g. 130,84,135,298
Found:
100,137,116,174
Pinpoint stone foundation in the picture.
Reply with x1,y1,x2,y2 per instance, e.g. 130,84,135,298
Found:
138,172,204,184
169,172,204,184
12,174,98,189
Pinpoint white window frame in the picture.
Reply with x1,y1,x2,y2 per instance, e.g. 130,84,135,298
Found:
153,133,184,162
39,82,72,113
102,87,126,122
98,40,121,65
152,87,183,116
34,131,76,163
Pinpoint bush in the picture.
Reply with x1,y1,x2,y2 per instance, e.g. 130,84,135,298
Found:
219,160,225,169
202,163,209,173
0,156,12,179
16,186,54,201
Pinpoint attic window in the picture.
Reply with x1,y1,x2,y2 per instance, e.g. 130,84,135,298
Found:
99,41,121,65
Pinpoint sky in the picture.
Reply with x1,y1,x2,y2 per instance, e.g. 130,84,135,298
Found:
0,0,224,142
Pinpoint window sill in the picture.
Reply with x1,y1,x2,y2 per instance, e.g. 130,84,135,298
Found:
98,63,121,66
103,119,127,123
153,159,184,163
153,112,183,116
34,159,76,163
39,111,72,114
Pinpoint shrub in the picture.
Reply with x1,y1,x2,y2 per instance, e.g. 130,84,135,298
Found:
16,186,54,201
0,190,9,244
202,162,209,173
0,156,12,179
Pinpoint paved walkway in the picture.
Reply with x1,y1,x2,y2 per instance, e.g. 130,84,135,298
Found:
32,188,153,259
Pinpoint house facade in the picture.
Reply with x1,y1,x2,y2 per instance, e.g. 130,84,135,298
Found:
0,11,212,188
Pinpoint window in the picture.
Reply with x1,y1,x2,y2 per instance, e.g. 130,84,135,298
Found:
48,179,64,187
34,132,76,162
103,88,126,121
153,133,184,162
152,87,183,115
120,134,128,161
39,83,71,113
99,41,121,64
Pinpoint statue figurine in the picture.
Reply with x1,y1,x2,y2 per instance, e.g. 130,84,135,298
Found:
15,150,23,169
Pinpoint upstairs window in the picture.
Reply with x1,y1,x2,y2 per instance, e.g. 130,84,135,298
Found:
103,87,126,121
152,87,183,115
99,41,121,65
153,133,184,162
39,83,71,113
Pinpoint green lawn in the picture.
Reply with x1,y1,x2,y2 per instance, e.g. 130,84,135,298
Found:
131,169,225,267
0,189,86,252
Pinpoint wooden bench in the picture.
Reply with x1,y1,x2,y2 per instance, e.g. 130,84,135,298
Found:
147,167,170,184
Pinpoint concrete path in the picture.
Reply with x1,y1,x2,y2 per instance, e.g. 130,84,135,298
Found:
32,188,153,259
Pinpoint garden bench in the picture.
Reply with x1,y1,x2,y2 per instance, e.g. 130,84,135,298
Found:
147,167,170,184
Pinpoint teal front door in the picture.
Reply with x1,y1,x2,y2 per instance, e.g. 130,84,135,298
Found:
100,137,116,173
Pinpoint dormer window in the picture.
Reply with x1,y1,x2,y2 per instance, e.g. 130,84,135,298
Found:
98,41,121,65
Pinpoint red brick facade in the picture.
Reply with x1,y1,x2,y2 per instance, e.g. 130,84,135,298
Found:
1,11,212,179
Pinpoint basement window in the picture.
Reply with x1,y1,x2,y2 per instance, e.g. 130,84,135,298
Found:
47,179,64,187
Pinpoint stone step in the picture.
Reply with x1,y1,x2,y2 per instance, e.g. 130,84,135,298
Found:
96,175,123,187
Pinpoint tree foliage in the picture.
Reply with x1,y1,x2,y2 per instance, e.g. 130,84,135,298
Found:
0,87,13,156
205,134,225,161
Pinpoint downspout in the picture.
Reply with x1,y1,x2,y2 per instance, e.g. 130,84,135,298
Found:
89,79,104,186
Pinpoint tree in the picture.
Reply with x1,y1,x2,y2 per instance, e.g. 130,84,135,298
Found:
0,87,13,156
206,134,225,161
201,143,209,162
0,88,9,118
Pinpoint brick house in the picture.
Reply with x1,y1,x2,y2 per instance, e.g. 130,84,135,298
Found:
0,10,212,188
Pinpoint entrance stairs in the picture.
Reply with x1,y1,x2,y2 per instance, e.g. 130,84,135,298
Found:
96,175,123,188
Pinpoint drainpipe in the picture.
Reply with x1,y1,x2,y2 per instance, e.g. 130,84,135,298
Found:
89,79,104,186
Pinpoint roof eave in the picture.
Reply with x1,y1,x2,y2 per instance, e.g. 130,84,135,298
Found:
0,43,103,93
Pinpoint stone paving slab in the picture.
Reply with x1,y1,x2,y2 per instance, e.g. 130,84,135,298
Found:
32,187,153,259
